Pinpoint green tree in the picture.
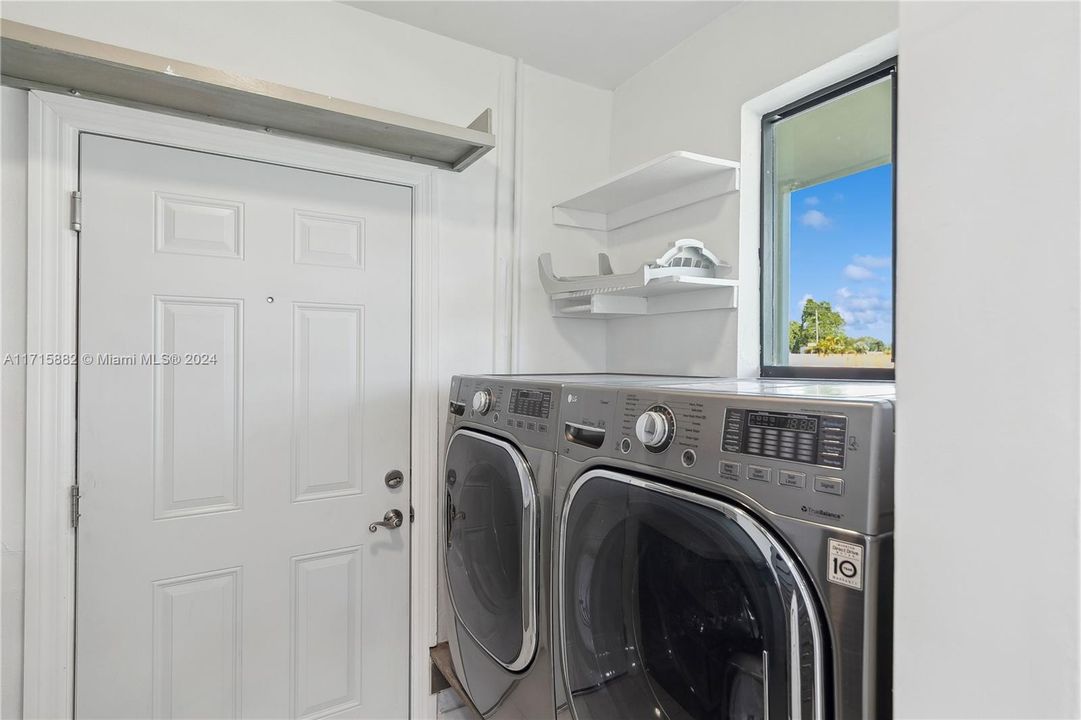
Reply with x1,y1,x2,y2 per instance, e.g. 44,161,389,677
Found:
812,334,849,355
853,336,886,353
800,300,845,343
788,321,805,353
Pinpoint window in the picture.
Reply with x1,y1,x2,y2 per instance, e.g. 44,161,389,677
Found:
761,59,897,379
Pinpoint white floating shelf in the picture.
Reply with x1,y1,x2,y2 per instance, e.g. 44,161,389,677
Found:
0,21,495,171
553,151,740,231
551,276,739,319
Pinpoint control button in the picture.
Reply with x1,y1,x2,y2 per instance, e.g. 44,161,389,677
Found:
747,465,771,483
719,461,740,479
538,424,548,433
493,412,500,423
814,476,845,496
526,421,537,431
471,389,493,415
635,406,675,452
507,419,514,427
779,470,807,488
515,420,524,429
681,449,696,467
619,437,632,454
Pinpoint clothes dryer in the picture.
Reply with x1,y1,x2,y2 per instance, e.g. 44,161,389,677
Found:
552,379,895,720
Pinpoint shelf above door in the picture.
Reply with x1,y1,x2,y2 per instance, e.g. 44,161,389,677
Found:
553,151,740,231
0,21,495,171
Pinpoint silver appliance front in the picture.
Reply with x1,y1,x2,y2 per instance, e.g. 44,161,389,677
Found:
557,468,825,720
444,429,539,675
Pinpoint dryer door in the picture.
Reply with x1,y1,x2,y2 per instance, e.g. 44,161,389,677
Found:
558,469,825,720
445,429,538,672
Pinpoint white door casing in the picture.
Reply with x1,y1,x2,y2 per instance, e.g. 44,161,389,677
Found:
22,91,441,719
76,135,411,718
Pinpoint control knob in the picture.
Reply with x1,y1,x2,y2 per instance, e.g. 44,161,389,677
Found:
472,389,493,415
635,405,675,452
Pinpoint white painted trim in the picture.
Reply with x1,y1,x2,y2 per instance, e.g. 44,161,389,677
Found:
492,57,518,374
23,86,79,720
23,89,441,720
736,31,899,377
509,59,527,373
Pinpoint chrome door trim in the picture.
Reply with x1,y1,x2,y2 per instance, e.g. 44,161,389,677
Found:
556,468,825,719
444,428,538,673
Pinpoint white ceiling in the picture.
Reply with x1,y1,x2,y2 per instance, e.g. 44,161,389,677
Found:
345,1,740,89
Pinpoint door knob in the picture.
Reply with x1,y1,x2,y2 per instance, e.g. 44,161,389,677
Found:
369,508,404,533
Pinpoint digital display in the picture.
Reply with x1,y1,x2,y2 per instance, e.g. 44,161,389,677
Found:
748,412,818,433
509,388,552,419
723,408,847,469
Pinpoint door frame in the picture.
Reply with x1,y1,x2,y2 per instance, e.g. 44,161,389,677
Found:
22,89,441,719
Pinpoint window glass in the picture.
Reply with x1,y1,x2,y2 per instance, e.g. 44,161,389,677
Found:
763,63,896,377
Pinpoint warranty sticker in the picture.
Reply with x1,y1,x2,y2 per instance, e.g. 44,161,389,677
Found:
827,538,864,591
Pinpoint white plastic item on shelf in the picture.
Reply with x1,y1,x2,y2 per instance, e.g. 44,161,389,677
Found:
538,239,739,319
539,239,731,296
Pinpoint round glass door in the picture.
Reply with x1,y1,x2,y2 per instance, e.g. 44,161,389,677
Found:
445,430,538,672
558,470,824,720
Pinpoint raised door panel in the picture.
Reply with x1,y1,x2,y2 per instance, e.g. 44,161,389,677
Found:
154,297,243,519
155,192,244,259
293,210,365,269
292,304,364,502
292,547,363,719
153,568,242,719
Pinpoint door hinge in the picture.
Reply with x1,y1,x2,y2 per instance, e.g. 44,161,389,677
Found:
70,191,82,232
409,505,415,523
70,485,81,529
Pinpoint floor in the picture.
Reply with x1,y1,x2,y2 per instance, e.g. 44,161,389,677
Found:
437,688,476,719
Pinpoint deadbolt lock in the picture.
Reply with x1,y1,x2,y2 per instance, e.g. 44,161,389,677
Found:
385,470,404,489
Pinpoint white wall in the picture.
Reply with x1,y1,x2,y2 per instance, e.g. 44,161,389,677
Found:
514,65,611,373
0,1,611,711
894,2,1081,717
1,84,29,720
606,1,899,376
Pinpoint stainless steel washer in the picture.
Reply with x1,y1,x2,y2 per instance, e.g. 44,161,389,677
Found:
552,379,895,720
442,375,563,718
441,374,710,718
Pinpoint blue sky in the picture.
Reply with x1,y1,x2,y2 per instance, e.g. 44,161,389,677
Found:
789,164,893,343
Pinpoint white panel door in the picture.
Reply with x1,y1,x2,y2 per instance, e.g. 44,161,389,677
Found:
75,134,412,719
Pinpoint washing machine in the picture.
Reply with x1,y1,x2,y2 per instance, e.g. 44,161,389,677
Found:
442,374,564,718
442,374,712,718
552,378,895,720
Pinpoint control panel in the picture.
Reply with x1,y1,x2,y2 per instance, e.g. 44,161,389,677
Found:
722,408,848,469
508,388,553,419
448,376,562,451
557,383,895,535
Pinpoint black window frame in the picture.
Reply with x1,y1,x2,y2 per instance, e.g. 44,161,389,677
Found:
760,57,898,381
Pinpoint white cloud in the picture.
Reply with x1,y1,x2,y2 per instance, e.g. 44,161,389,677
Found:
803,196,820,206
843,264,875,281
853,254,891,269
833,287,892,339
799,294,814,309
799,209,831,229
